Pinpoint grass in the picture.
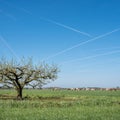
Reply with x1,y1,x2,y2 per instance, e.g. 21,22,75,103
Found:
0,89,120,120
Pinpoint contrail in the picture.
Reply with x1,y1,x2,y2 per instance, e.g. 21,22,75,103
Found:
0,0,92,37
45,28,120,60
0,9,16,21
2,0,120,63
0,1,92,37
42,18,92,37
0,35,20,60
60,50,120,65
91,46,120,51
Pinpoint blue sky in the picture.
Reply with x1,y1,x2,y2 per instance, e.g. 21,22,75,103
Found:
0,0,120,88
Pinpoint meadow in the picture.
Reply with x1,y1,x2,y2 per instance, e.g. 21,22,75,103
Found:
0,89,120,120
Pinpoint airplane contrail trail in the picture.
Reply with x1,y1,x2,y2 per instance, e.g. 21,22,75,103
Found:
0,35,20,60
1,0,120,63
0,0,32,15
91,46,120,51
60,50,120,65
0,9,16,21
42,18,92,37
0,1,92,37
45,27,120,60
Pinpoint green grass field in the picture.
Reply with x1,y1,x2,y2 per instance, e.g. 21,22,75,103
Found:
0,89,120,120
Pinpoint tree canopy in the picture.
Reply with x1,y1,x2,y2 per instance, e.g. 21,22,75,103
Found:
0,57,59,99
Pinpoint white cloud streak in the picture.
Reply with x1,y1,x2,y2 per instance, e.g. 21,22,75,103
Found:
42,18,92,37
90,46,120,52
60,50,120,65
0,9,16,21
45,28,120,60
0,35,20,60
1,1,92,38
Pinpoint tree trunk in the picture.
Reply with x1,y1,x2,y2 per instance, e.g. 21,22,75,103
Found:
17,88,23,100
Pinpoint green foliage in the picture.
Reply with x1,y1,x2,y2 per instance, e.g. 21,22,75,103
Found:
0,89,120,120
